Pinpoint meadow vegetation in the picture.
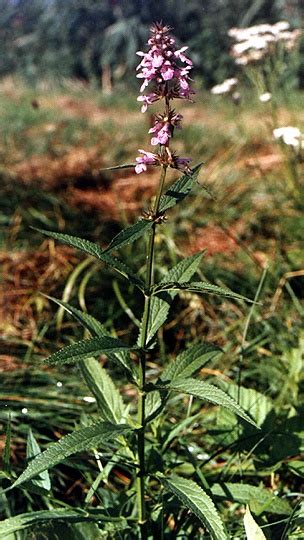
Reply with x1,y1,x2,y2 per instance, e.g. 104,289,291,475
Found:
0,73,303,538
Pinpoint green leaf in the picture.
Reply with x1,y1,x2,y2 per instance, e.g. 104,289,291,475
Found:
79,359,125,424
244,505,266,540
159,474,228,540
10,422,130,490
3,414,11,473
162,412,201,451
45,296,137,380
287,460,304,478
26,428,51,493
211,483,291,515
152,281,255,303
138,252,203,346
220,384,273,427
104,220,153,253
33,228,144,289
101,163,136,170
44,295,107,336
162,343,222,382
0,508,127,537
159,162,204,213
165,378,258,427
45,336,135,370
145,391,164,424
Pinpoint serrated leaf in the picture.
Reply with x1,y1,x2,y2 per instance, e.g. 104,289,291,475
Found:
45,336,134,372
162,343,222,382
104,220,153,253
79,359,125,424
0,508,127,537
10,422,130,490
211,483,291,515
33,228,144,289
244,506,266,540
165,378,258,427
159,162,204,213
26,428,51,493
45,296,137,381
221,384,273,427
145,391,164,423
44,295,107,336
152,281,254,303
159,474,228,540
138,252,203,346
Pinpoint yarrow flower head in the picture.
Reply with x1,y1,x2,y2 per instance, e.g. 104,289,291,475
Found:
228,21,302,66
135,23,193,175
273,126,304,149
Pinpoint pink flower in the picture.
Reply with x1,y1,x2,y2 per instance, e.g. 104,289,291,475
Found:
136,23,194,111
149,122,171,145
148,112,183,146
160,61,175,81
174,46,193,65
134,24,194,176
135,149,159,174
172,156,192,172
137,92,159,113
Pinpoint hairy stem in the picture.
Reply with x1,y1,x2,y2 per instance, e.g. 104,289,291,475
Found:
137,165,167,538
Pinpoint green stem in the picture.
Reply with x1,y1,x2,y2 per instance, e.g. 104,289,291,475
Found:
137,165,167,538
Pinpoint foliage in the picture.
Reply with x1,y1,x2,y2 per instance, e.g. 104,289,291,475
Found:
0,51,303,540
0,0,290,86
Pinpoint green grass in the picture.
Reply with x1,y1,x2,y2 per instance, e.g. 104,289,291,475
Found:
1,78,303,539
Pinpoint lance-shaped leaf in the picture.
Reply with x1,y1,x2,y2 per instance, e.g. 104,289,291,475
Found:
33,228,144,289
10,422,130,490
101,163,136,170
159,162,204,213
44,295,107,336
0,508,127,537
158,474,228,540
138,252,203,346
152,281,255,303
26,429,51,494
44,296,137,380
45,337,135,374
244,506,266,540
162,342,222,382
79,359,125,424
162,378,257,427
104,220,153,253
211,483,291,515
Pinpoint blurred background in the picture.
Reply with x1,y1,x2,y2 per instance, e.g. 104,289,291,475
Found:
0,1,304,537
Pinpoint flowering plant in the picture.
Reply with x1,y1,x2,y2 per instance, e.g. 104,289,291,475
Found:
6,24,258,539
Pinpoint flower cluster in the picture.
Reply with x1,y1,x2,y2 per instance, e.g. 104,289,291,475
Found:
210,78,238,96
228,21,302,66
136,23,194,110
273,126,304,150
259,92,272,103
135,23,193,174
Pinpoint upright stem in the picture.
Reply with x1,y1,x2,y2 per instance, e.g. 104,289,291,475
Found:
137,165,167,538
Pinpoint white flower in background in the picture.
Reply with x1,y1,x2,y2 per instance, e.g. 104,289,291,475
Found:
211,77,238,95
273,126,304,149
228,21,301,65
82,396,96,403
21,407,28,414
259,92,272,102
